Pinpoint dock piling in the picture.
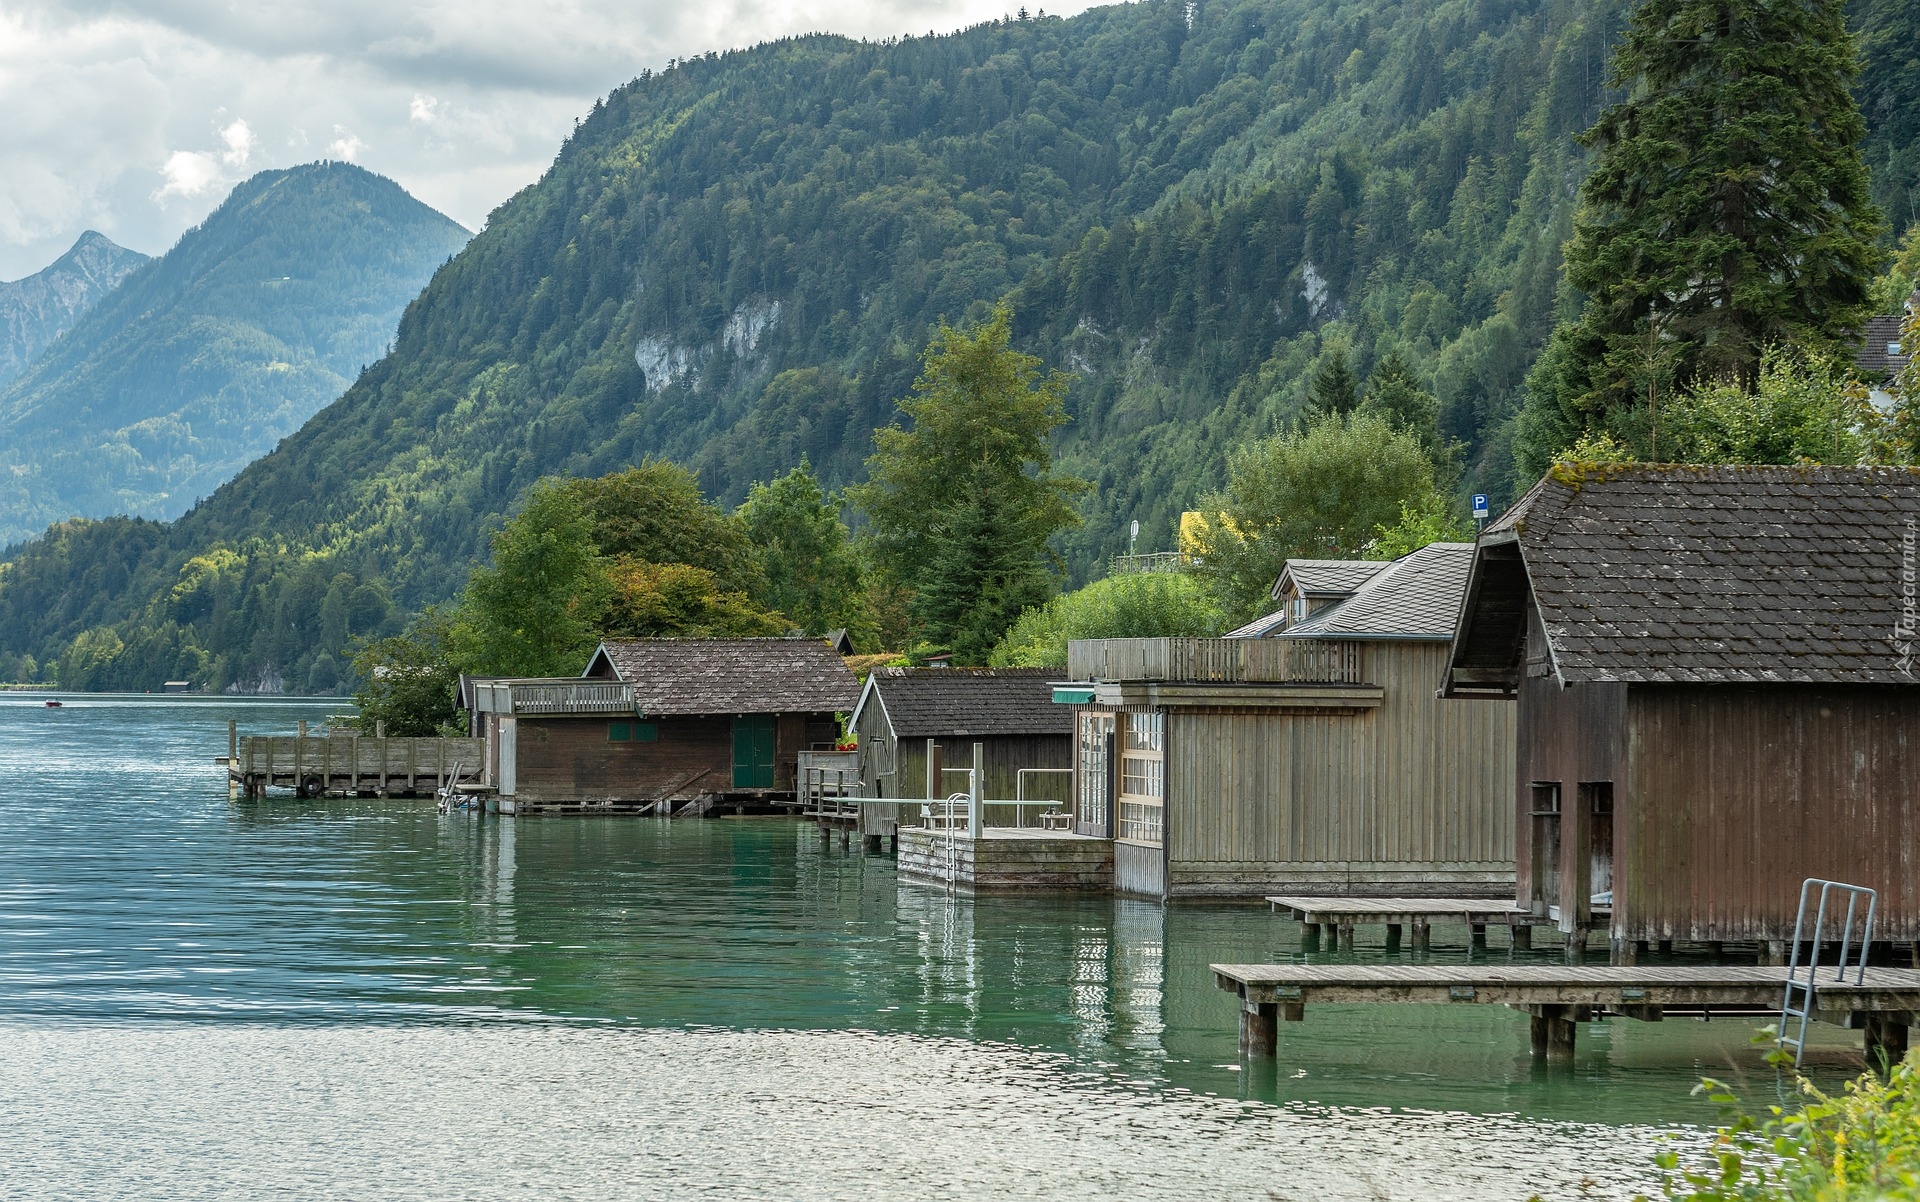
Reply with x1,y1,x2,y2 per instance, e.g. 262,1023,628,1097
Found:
1529,1006,1578,1061
1239,998,1278,1057
1411,921,1430,952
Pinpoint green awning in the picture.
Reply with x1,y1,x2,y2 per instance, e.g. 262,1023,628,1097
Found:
1051,686,1095,705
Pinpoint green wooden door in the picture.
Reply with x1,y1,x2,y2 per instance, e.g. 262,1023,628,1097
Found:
732,715,776,788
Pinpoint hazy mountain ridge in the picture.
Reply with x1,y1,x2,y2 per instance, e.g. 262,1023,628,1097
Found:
0,232,149,389
0,162,471,545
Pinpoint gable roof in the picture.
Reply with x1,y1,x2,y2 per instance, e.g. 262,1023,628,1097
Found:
1223,610,1291,639
1447,465,1920,693
1271,558,1390,601
1281,543,1475,641
583,638,858,714
1856,315,1913,382
853,667,1071,739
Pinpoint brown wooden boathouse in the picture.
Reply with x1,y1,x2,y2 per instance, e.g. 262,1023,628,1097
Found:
1444,464,1920,953
467,638,858,812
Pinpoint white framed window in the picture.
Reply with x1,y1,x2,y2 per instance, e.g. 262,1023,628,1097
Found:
1117,711,1165,846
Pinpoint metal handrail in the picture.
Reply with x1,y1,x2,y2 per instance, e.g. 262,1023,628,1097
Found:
1778,877,1878,1066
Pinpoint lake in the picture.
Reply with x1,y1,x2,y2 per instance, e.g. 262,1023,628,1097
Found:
0,695,1850,1199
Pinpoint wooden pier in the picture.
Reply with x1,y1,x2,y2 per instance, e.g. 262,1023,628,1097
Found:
223,721,483,799
1266,896,1546,952
1212,962,1920,1063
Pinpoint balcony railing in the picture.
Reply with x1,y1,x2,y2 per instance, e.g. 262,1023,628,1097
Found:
472,679,636,715
1066,637,1364,685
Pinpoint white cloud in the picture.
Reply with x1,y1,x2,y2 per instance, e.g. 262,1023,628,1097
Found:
326,128,366,160
0,0,1102,280
219,118,254,167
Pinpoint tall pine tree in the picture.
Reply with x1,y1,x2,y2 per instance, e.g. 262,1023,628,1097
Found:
1528,0,1883,461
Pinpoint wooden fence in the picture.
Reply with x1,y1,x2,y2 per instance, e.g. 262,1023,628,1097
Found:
233,734,485,797
1066,637,1365,684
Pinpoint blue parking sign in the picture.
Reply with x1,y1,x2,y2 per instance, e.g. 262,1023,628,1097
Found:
1471,494,1489,519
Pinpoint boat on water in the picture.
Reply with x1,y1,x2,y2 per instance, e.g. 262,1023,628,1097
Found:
43,700,62,708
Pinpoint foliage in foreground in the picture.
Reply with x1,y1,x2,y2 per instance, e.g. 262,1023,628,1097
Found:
987,571,1226,668
1648,1049,1920,1201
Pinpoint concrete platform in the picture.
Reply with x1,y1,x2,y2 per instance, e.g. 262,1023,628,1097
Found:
897,826,1113,892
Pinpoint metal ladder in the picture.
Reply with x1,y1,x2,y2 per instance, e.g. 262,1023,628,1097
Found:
1777,878,1877,1066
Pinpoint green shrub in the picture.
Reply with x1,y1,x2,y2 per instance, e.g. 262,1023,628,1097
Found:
1649,1047,1920,1200
988,572,1225,668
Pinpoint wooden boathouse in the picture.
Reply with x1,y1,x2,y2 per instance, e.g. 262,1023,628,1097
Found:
1443,464,1920,957
467,638,859,813
848,667,1072,846
1065,542,1516,900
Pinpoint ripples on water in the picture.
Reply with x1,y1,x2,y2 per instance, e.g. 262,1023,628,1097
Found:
0,695,1842,1199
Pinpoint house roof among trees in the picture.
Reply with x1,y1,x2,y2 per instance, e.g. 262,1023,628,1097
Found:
584,638,859,714
853,667,1072,739
1446,465,1920,693
1855,313,1914,381
1282,543,1475,641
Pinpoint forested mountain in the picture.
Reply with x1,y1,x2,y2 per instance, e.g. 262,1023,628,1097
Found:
0,163,470,545
0,232,148,389
0,0,1911,692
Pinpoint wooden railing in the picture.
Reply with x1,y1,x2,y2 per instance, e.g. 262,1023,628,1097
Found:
471,679,635,714
1066,637,1365,684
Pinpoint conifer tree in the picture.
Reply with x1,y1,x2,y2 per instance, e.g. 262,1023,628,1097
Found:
1307,348,1359,415
1543,0,1883,442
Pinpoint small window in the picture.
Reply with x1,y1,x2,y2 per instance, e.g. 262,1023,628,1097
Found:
609,721,658,743
1890,341,1904,357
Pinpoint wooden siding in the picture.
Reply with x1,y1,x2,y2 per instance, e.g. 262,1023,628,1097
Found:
498,711,833,802
860,729,1071,804
1161,641,1515,898
1623,684,1920,942
1513,674,1628,925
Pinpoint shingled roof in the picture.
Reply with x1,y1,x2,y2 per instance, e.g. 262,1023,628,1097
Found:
1446,465,1920,692
1271,558,1390,601
583,638,859,714
852,667,1072,739
1282,543,1474,641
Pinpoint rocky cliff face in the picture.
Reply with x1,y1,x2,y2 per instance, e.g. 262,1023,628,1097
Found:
0,232,148,388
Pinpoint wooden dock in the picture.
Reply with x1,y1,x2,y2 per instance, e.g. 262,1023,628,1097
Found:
1266,895,1542,951
1212,962,1920,1063
225,723,483,799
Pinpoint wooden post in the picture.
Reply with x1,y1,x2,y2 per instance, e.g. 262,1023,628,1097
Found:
227,721,238,800
377,721,388,797
1565,928,1589,963
1511,925,1532,951
1612,938,1639,966
1530,1005,1577,1061
1865,1013,1911,1073
407,738,417,795
1411,921,1430,952
1337,921,1355,951
295,720,307,796
1240,998,1278,1057
1761,940,1788,966
926,739,938,801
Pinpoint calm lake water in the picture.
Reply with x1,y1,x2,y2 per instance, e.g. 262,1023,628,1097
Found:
0,695,1861,1199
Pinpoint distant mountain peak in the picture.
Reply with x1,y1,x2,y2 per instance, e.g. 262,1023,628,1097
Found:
0,231,149,389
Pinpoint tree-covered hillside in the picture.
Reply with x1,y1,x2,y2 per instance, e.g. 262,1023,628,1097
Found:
0,163,470,546
0,0,1911,692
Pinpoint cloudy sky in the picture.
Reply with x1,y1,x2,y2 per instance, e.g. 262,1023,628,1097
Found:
0,0,1102,280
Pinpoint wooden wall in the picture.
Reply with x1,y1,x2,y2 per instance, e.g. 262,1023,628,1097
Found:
500,711,833,802
1163,641,1516,898
864,731,1071,804
1623,684,1920,942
